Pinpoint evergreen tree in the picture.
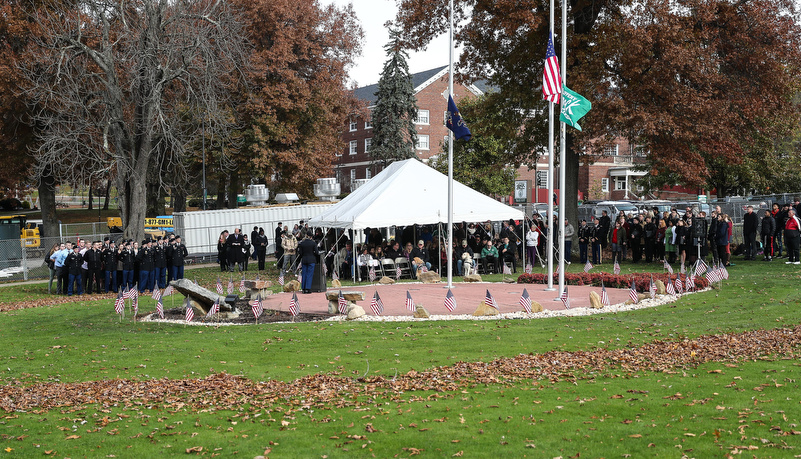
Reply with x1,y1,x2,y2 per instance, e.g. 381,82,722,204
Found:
370,29,418,166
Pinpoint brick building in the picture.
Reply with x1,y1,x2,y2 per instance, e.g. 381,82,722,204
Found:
336,66,486,191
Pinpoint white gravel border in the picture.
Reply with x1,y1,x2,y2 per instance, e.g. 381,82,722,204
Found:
140,288,709,326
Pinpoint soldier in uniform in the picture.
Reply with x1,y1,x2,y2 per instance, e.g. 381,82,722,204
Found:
152,237,168,290
167,235,188,280
120,240,136,291
136,239,155,293
84,241,104,294
577,219,591,264
65,245,84,296
102,239,118,293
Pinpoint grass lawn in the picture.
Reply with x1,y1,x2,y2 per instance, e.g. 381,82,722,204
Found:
1,261,800,457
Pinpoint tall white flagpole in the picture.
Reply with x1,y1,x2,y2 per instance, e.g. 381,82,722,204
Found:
545,0,555,291
447,0,454,289
557,0,567,296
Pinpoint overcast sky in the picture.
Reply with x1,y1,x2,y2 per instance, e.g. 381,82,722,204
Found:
327,0,452,88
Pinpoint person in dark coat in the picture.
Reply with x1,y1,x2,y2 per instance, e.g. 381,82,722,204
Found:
217,231,229,272
65,245,84,296
167,236,188,280
226,228,244,272
761,210,776,261
297,230,319,293
253,228,269,271
742,205,759,260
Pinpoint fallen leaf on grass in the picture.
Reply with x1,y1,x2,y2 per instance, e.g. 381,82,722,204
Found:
628,434,642,438
185,446,203,453
65,435,80,440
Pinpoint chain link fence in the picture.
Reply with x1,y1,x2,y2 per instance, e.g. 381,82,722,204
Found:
0,234,117,282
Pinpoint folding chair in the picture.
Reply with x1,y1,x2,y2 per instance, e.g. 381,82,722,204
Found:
380,258,396,279
394,257,412,279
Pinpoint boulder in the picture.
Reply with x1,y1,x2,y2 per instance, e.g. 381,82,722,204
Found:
463,274,482,283
654,279,666,295
414,304,430,318
283,280,300,292
325,291,365,314
242,279,273,299
171,279,232,313
529,301,544,313
378,276,395,284
331,279,342,288
418,271,441,283
472,302,499,316
346,304,366,320
589,291,604,309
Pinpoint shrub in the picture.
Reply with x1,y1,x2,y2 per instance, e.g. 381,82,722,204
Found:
516,271,709,292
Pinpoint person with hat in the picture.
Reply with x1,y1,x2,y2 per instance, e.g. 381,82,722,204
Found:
65,244,84,296
152,237,168,290
168,235,188,280
410,240,431,276
136,239,155,293
102,239,118,292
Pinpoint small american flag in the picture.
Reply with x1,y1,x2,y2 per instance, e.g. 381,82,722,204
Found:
680,263,686,274
525,264,533,274
675,274,684,294
369,266,376,282
686,274,695,291
123,285,133,299
584,260,593,273
156,296,164,319
405,290,415,312
207,299,219,318
396,265,402,279
370,291,384,315
649,275,657,299
503,264,512,275
520,288,532,313
332,270,339,281
613,260,621,275
560,287,570,309
227,278,234,295
338,291,347,314
250,294,263,319
278,271,285,286
163,285,174,296
151,288,161,300
239,275,246,293
444,289,457,312
663,259,673,274
484,289,498,310
216,277,223,295
629,281,638,304
185,306,194,322
705,266,718,284
289,293,299,316
666,276,676,295
114,290,125,315
297,273,302,285
542,30,562,104
695,259,708,277
720,262,729,280
132,292,138,316
600,283,610,307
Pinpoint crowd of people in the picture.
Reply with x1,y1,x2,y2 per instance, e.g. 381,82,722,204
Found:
46,234,188,296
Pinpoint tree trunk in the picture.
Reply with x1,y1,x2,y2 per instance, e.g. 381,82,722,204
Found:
172,189,186,213
216,174,226,209
102,181,111,210
119,163,148,244
227,170,239,209
38,167,58,239
87,185,94,211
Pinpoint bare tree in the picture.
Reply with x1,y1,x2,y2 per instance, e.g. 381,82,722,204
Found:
22,0,249,242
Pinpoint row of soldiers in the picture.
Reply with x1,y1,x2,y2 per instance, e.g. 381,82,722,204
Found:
49,235,188,296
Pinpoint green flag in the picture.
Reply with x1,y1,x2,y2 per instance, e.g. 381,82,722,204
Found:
559,86,592,131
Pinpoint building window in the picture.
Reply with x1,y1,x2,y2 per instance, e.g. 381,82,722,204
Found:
417,135,430,150
349,140,358,155
415,109,429,125
366,168,371,179
614,177,626,191
536,170,549,189
603,145,618,156
349,118,357,132
634,145,648,157
350,169,356,183
364,119,372,129
364,138,372,153
601,178,609,192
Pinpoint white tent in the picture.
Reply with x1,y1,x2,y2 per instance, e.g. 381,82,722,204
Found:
308,159,524,230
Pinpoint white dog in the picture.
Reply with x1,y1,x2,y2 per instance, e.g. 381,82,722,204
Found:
461,252,474,276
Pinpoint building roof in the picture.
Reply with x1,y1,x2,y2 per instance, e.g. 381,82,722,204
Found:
352,66,490,106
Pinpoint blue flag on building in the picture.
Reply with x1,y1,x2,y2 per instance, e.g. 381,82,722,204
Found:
446,95,472,141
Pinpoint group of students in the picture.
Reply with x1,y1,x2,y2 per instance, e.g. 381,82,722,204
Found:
46,235,188,296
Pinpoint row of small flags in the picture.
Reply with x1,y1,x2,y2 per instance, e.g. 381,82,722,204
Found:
216,275,248,294
115,284,175,319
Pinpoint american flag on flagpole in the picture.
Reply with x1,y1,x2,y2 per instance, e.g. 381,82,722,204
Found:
695,259,708,277
405,290,415,312
151,288,161,300
338,291,347,314
114,290,125,315
163,285,174,296
289,293,299,316
156,296,164,319
584,260,593,273
216,277,223,295
705,266,718,284
484,289,498,311
613,260,621,275
720,262,729,280
687,274,695,291
520,288,532,313
666,276,676,295
369,266,376,282
542,31,562,104
444,289,457,312
123,285,134,299
132,290,139,316
560,287,570,309
629,281,638,304
600,282,610,307
332,269,339,281
239,275,246,293
185,305,194,322
278,271,285,286
250,294,263,319
207,298,220,318
503,263,512,275
227,278,234,295
675,274,684,294
663,259,673,274
370,291,384,315
525,264,533,274
395,265,402,279
649,275,657,299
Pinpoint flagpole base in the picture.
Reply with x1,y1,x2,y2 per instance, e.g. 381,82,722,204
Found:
543,288,556,291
